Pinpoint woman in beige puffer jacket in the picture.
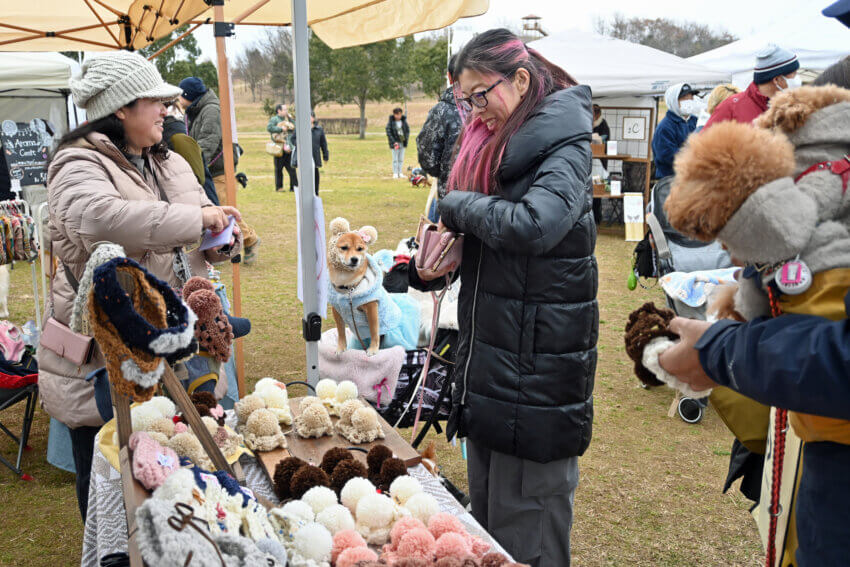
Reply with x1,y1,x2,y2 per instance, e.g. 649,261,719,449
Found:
41,51,242,521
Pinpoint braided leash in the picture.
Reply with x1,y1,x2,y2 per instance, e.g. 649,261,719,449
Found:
765,286,787,567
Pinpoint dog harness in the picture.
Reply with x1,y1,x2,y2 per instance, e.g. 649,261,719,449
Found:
795,154,850,194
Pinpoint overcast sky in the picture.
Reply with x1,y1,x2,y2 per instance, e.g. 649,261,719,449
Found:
193,0,826,62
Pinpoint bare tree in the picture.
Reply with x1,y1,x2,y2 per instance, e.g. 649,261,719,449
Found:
235,47,270,101
594,13,736,58
259,28,294,102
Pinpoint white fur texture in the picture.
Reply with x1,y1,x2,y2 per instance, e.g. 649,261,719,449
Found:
315,504,355,535
642,337,713,398
292,522,333,562
121,358,164,388
316,379,337,400
302,486,338,515
403,492,439,525
334,380,358,402
340,477,376,513
146,396,176,419
131,404,164,432
390,475,423,506
355,493,398,545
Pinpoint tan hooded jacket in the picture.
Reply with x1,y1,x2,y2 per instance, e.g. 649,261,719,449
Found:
39,132,237,428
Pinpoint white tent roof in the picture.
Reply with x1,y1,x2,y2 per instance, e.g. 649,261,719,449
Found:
0,52,79,91
689,8,850,88
529,29,731,98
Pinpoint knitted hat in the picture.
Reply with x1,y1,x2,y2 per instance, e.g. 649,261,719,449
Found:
129,431,179,490
185,289,234,363
753,44,800,84
179,77,207,103
70,242,126,334
70,51,182,121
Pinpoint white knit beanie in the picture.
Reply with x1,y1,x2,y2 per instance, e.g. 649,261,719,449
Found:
70,51,183,121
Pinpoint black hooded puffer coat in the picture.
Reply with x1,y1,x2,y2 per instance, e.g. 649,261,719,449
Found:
420,85,598,463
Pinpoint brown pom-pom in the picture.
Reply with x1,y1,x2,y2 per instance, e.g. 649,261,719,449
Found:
367,444,393,481
191,391,217,416
321,447,354,476
330,458,368,494
273,457,306,500
290,464,330,499
623,302,678,387
395,559,431,567
379,457,408,490
480,552,510,567
436,559,464,567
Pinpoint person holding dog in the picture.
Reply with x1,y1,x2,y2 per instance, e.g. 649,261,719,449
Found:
43,51,243,523
409,28,597,567
385,106,410,179
267,103,298,192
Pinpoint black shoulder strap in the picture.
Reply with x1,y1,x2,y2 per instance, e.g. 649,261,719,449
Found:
63,262,79,294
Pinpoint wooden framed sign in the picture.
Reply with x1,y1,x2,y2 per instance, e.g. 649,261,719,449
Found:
622,116,647,140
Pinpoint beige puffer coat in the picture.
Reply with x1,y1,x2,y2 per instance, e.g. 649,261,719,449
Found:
39,132,237,428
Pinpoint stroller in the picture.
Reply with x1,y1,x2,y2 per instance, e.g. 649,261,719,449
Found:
645,176,733,423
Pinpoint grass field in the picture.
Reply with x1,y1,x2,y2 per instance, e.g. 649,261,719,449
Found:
0,96,762,566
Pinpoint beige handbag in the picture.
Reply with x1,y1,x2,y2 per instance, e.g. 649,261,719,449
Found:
265,140,285,157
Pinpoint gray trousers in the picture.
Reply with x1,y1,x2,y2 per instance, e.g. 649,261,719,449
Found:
467,439,579,567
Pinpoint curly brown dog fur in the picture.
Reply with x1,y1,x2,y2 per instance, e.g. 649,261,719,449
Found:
755,85,850,133
707,283,747,322
666,121,795,241
624,302,679,387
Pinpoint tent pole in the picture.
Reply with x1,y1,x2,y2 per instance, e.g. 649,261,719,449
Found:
212,1,246,398
292,0,320,387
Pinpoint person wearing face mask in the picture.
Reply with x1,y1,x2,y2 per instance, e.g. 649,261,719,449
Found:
704,44,800,129
651,83,699,179
408,28,595,567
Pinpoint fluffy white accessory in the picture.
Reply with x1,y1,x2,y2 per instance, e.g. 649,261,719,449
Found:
404,492,439,525
642,337,713,398
270,500,315,543
255,384,293,425
390,475,423,506
242,500,278,541
255,377,286,393
131,404,164,433
315,504,355,535
334,380,358,403
292,522,333,562
151,468,195,503
340,477,376,513
146,396,176,419
355,493,400,545
316,379,338,400
302,486,338,515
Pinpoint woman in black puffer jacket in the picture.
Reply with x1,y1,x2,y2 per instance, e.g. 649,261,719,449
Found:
409,29,597,567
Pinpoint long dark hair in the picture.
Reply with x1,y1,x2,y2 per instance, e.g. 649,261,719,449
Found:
448,28,577,195
55,99,168,160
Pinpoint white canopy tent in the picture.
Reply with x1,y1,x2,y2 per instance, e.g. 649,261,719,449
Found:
689,8,850,88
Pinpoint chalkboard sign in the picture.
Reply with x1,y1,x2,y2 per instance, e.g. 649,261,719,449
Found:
0,119,53,187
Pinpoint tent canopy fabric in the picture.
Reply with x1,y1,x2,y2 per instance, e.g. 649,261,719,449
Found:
689,8,850,88
0,52,77,90
530,29,731,98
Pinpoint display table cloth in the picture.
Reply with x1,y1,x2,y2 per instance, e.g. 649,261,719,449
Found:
81,412,507,566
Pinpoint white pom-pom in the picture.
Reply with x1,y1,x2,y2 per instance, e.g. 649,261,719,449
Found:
355,493,395,528
335,380,358,403
255,377,283,393
131,404,164,433
146,396,176,419
316,379,338,400
390,475,423,506
257,385,289,409
404,493,439,525
152,468,194,503
315,504,355,535
281,499,316,523
302,486,338,515
341,477,376,513
293,522,333,562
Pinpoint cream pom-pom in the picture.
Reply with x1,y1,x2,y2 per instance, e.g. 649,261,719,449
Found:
404,493,439,525
256,384,292,425
255,377,286,394
282,499,316,523
316,379,338,400
243,408,287,452
294,402,333,439
148,417,175,439
146,396,176,419
302,486,339,515
316,504,355,535
235,394,266,425
337,399,364,424
293,522,333,562
351,407,378,430
199,416,219,435
355,493,395,528
146,431,169,446
300,396,324,411
152,468,194,503
131,404,163,433
334,380,358,403
390,475,423,506
340,477,376,513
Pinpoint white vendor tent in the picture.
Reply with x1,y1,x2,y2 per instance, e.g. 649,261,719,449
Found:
530,29,731,98
0,52,84,135
689,8,850,88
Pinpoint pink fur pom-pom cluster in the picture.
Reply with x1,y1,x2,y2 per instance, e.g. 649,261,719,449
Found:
332,529,369,564
435,532,471,560
337,546,378,567
378,511,491,564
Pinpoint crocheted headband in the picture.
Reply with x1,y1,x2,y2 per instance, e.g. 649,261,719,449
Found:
70,242,126,334
92,257,197,363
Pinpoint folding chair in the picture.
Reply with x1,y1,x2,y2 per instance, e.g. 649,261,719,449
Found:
0,380,37,479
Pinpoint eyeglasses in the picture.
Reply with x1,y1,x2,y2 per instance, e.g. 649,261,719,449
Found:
456,79,503,113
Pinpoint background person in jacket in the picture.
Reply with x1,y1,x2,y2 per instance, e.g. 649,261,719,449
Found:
385,107,410,178
162,102,219,206
704,44,800,129
417,54,462,205
45,52,242,522
291,111,329,195
696,83,741,130
409,29,596,567
651,83,699,179
267,103,297,192
179,77,261,264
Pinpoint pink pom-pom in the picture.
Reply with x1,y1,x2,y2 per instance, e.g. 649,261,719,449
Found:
332,529,367,563
388,516,427,551
428,512,465,540
336,546,378,567
468,534,491,557
397,527,436,560
173,422,188,434
435,532,472,560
